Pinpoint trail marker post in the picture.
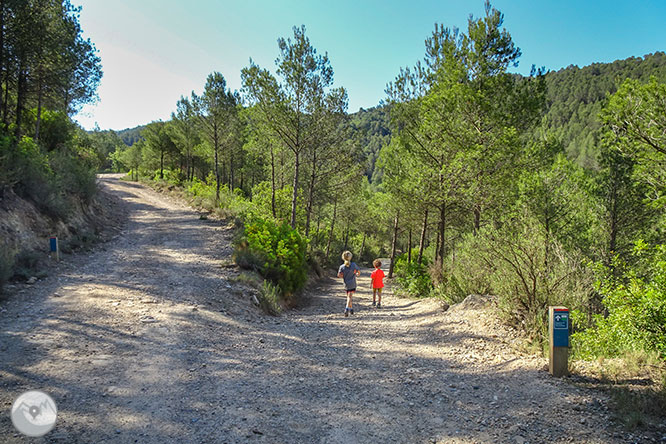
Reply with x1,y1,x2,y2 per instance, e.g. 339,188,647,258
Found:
49,236,59,262
548,306,569,377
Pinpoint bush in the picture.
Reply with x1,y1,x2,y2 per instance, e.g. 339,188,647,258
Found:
251,181,293,222
234,218,307,304
49,147,98,204
2,136,97,218
12,250,42,281
393,252,433,297
473,219,593,340
574,242,666,360
434,234,495,304
258,280,282,316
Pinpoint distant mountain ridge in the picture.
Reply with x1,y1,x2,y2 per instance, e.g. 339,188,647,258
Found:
541,51,666,167
115,125,146,146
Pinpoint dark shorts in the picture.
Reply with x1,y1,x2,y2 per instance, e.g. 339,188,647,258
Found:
345,288,356,293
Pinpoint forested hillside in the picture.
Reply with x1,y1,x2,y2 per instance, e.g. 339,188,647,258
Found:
117,125,145,147
542,51,666,167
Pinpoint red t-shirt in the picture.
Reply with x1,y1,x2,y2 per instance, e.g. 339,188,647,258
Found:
371,268,385,289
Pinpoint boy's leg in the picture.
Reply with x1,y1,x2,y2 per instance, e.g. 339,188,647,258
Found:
372,288,377,305
377,288,382,307
349,291,354,315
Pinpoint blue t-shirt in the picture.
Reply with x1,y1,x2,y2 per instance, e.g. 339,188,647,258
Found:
338,262,360,290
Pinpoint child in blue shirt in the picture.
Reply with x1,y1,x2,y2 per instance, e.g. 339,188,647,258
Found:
338,250,360,317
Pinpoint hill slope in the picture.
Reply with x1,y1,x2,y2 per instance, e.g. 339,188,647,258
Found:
541,51,666,167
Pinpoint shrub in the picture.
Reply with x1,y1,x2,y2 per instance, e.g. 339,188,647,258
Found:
258,280,282,316
251,181,293,222
440,233,494,304
12,249,42,281
393,252,433,297
49,147,97,204
574,242,666,360
234,218,307,304
473,219,593,340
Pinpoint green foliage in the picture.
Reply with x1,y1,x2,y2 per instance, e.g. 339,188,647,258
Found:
574,243,666,360
517,152,603,258
601,76,666,209
49,147,98,204
187,177,215,202
234,218,307,303
1,0,101,136
473,218,594,339
250,181,293,222
436,234,494,304
541,52,666,167
0,130,97,218
393,252,432,297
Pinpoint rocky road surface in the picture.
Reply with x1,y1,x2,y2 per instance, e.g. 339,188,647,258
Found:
0,175,651,443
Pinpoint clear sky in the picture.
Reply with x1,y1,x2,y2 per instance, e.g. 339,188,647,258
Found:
73,0,666,131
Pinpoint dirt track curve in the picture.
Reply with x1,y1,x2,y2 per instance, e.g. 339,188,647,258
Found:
0,175,644,443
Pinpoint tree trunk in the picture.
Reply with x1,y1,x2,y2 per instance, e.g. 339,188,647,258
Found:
230,154,235,192
418,209,428,264
214,125,220,204
159,152,164,179
325,198,337,259
609,183,618,258
388,211,400,278
359,233,366,262
304,149,317,237
15,59,27,138
407,228,412,263
2,75,9,126
0,1,4,126
473,204,481,235
343,221,350,249
544,211,551,269
35,76,43,141
270,145,277,218
290,151,300,228
436,204,446,264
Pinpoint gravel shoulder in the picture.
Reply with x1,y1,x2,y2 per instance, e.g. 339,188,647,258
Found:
0,175,641,443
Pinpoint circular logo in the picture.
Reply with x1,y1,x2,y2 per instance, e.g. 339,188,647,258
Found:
11,390,58,437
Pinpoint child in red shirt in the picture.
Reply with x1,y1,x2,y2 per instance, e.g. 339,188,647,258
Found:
370,259,385,308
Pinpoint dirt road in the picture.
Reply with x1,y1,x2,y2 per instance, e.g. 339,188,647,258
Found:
0,176,641,443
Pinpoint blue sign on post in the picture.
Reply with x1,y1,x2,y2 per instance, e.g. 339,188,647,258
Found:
49,237,58,252
553,309,569,347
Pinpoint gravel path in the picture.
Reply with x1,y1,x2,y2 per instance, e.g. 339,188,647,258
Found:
0,175,644,443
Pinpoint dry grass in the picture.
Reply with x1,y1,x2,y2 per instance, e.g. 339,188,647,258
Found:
571,351,666,431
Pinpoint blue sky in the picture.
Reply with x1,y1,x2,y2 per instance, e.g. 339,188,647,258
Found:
73,0,666,131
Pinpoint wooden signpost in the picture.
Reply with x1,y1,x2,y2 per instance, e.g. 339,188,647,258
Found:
49,236,59,262
549,306,570,377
